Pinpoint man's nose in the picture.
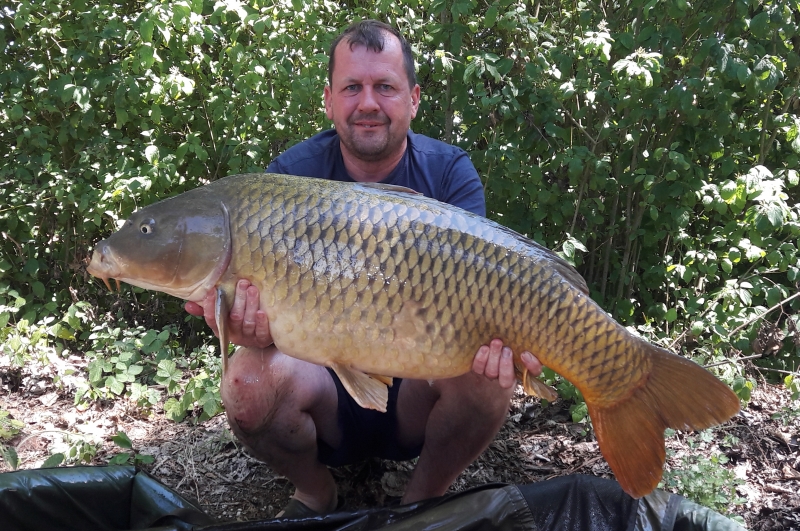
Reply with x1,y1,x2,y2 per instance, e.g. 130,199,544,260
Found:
357,87,380,112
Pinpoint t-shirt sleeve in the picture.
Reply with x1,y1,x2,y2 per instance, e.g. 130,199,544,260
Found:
265,158,284,174
439,151,486,217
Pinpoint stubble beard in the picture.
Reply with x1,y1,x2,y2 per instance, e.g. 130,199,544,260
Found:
340,116,396,162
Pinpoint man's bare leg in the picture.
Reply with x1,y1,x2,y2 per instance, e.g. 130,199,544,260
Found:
395,341,515,503
221,346,341,513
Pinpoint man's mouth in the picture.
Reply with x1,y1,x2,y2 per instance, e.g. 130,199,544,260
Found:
352,115,387,129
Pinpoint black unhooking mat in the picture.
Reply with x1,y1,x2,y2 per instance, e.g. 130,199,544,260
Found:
0,466,745,531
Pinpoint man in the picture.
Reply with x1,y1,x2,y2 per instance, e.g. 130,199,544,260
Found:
186,20,543,517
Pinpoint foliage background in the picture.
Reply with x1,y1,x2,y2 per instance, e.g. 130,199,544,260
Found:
1,0,799,429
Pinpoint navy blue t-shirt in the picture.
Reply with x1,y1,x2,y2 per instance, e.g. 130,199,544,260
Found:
266,129,486,216
266,128,485,466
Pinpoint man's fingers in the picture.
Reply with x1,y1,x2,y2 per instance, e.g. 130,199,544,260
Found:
498,347,515,388
185,301,203,317
254,310,272,345
472,339,545,390
229,279,250,326
241,285,260,335
202,297,219,336
472,345,490,374
521,351,543,377
483,339,503,379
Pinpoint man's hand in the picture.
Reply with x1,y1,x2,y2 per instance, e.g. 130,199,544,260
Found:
472,339,542,389
184,279,273,349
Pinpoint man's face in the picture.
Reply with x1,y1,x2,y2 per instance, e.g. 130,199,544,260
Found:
324,32,420,164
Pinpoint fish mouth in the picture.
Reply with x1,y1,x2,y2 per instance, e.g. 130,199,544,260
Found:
86,244,121,291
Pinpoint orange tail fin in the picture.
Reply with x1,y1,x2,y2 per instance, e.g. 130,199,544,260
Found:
586,343,740,498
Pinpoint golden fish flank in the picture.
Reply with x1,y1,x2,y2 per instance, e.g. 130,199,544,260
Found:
87,173,740,499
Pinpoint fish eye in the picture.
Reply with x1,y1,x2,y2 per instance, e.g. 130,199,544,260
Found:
140,219,155,235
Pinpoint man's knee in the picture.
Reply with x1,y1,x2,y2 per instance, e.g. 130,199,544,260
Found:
221,346,288,433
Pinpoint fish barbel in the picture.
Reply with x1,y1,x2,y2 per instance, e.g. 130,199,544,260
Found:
87,173,739,498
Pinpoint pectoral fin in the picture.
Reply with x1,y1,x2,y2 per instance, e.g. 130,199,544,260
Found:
331,362,389,412
215,287,230,374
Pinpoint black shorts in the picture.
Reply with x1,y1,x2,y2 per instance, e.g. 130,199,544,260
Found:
316,368,423,467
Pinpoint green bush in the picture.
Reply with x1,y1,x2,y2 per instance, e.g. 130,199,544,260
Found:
1,0,798,424
73,321,223,421
661,430,745,516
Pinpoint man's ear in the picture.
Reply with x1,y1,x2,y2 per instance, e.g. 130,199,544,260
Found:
324,85,334,120
410,84,421,119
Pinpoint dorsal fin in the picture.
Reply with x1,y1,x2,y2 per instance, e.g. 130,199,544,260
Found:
490,223,590,295
355,182,421,195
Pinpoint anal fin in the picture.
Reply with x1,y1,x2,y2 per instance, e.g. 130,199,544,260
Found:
331,362,389,412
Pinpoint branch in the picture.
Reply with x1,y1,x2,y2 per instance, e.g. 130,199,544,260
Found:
704,352,763,369
562,106,598,146
730,291,800,337
759,68,800,165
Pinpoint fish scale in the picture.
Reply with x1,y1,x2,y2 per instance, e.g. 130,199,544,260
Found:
240,180,625,390
87,172,740,498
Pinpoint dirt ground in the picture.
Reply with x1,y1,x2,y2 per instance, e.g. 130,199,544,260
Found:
1,353,798,530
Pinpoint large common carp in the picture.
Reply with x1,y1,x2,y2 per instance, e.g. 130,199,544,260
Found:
87,173,740,498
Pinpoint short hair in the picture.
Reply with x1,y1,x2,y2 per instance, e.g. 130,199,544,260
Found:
328,20,417,90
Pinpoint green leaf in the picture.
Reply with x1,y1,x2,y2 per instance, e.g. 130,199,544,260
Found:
108,453,132,465
736,64,750,85
762,203,785,227
1,446,19,470
792,136,800,155
754,55,781,92
9,105,24,121
569,402,588,423
485,5,498,27
144,145,159,164
719,180,737,201
749,12,770,39
141,19,154,43
42,453,65,468
138,45,155,70
107,376,125,396
135,453,155,465
116,108,129,126
744,245,764,262
665,308,678,322
112,431,133,449
737,288,752,305
32,281,45,298
164,397,187,422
